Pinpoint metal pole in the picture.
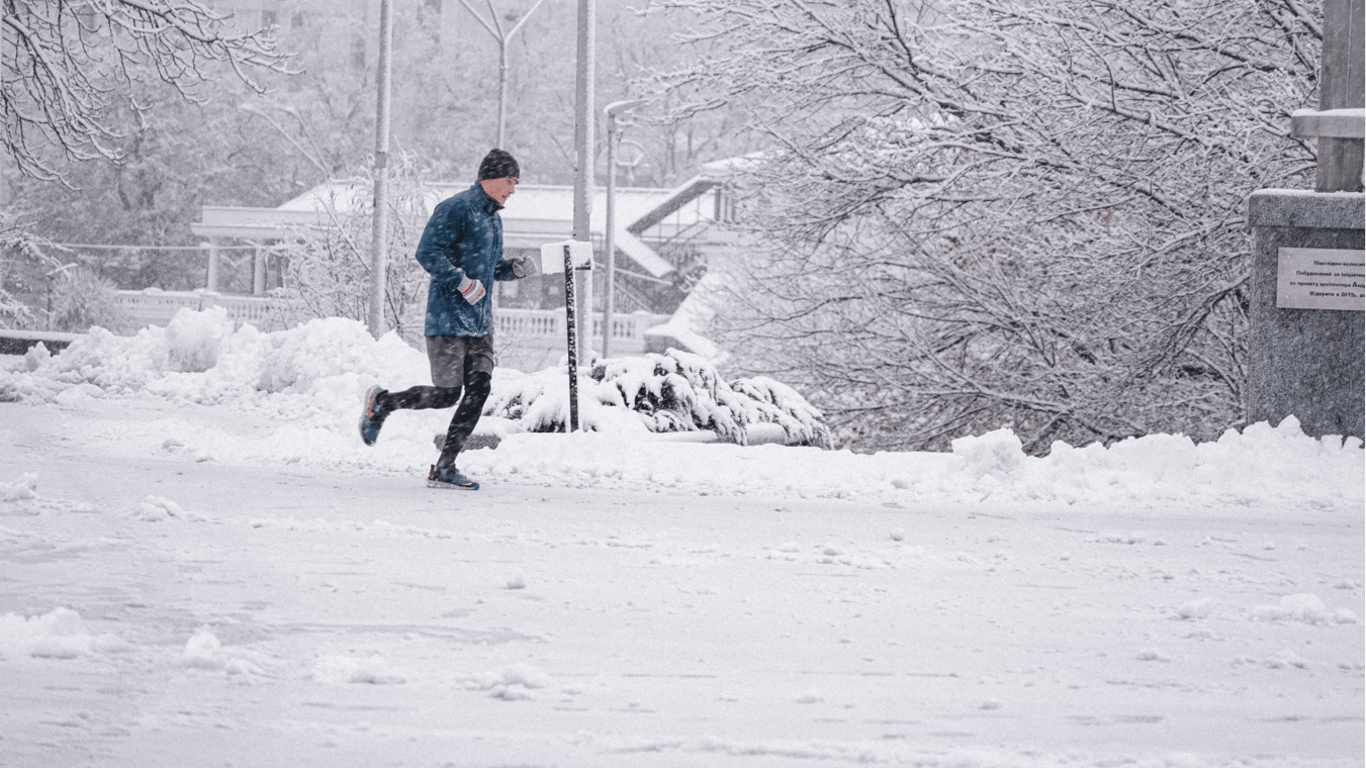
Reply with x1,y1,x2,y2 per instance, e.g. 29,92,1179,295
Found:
563,244,580,432
572,0,595,368
567,0,596,422
497,40,509,149
602,99,648,359
368,0,394,338
604,114,616,360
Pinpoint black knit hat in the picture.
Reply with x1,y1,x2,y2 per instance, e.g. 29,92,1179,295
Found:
477,148,520,181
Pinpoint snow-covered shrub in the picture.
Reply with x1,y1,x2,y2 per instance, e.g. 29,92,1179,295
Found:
592,349,745,442
730,375,831,448
48,267,132,334
485,347,831,447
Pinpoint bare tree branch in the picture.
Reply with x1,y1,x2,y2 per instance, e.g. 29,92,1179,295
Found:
2,0,293,182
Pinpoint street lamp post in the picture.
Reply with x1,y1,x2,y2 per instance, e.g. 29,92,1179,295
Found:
368,0,394,339
602,99,648,360
571,0,595,373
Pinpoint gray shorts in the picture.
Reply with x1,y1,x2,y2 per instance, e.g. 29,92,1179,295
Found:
426,334,496,388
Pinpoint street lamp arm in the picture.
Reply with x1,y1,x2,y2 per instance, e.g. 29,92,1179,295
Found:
605,98,651,120
505,0,550,41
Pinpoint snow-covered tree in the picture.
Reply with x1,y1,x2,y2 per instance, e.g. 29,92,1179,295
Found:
648,0,1320,453
0,217,53,329
1,0,289,181
271,155,432,345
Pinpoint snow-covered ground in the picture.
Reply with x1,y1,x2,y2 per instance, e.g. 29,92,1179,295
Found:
0,313,1362,767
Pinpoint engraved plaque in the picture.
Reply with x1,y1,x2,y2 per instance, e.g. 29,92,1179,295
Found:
1276,247,1365,311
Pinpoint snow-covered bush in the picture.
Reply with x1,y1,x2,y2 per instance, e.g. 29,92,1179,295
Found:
48,267,133,334
485,348,831,447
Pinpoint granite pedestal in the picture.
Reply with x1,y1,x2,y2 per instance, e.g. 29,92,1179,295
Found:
1247,189,1364,439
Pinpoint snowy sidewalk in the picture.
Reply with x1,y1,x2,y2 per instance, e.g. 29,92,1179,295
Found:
1,396,1362,768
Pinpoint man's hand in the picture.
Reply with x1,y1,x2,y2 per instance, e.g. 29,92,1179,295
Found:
458,274,486,304
512,255,539,278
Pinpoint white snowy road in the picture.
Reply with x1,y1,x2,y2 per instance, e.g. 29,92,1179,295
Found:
1,396,1363,768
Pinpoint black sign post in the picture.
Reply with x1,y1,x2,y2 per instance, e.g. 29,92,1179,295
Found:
562,243,580,432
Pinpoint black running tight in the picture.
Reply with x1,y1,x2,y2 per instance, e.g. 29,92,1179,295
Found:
378,372,493,469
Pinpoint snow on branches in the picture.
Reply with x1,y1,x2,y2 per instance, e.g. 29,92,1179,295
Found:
2,0,292,181
647,0,1320,453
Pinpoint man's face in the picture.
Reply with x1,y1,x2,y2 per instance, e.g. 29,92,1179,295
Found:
480,176,518,205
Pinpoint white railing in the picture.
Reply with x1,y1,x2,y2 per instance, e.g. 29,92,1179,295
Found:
113,290,298,332
112,290,671,345
495,307,671,345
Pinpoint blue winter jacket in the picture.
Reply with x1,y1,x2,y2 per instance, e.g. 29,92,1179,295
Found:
415,184,522,337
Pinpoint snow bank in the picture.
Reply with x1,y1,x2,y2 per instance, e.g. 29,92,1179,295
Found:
1,311,1360,510
466,419,1361,509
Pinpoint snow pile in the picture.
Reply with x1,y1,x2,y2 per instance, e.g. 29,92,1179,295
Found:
466,663,553,701
1251,593,1358,625
952,428,1025,478
23,342,50,371
256,316,419,395
0,607,128,660
165,305,236,373
311,652,407,685
1,310,427,408
1175,599,1216,620
134,494,213,523
0,472,38,502
935,418,1365,508
180,629,272,676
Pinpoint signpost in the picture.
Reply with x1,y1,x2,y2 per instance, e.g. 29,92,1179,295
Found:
562,243,580,433
543,240,595,432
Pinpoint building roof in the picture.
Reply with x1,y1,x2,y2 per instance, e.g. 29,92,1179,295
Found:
193,178,723,278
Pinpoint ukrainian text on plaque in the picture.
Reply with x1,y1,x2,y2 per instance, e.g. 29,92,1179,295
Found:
1276,247,1365,311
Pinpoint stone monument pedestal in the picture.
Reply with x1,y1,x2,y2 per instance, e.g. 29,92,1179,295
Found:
1246,190,1364,439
